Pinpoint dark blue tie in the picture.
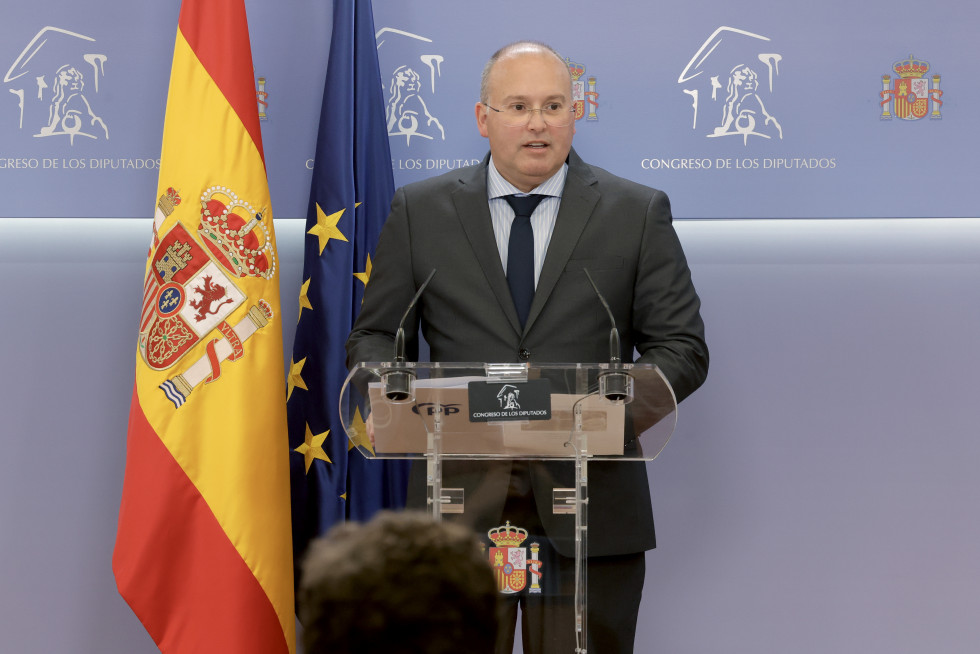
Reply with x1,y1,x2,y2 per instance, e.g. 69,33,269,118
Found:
504,194,545,327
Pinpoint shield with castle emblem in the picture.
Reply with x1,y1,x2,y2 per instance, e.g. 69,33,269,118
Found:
488,521,529,594
490,544,527,594
571,81,585,121
138,185,279,408
139,222,245,371
892,77,930,119
566,58,598,122
138,186,276,372
880,54,943,121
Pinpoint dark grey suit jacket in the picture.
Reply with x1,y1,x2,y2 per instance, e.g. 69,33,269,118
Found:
346,148,708,557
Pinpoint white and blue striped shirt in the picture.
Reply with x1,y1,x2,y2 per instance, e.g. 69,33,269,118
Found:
486,157,567,288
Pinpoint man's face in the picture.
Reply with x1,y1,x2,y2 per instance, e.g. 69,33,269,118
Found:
475,51,575,193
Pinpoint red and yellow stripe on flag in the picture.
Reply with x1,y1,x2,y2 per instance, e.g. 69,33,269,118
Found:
113,1,294,652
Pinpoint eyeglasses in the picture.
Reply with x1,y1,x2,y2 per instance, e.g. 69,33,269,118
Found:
483,102,575,127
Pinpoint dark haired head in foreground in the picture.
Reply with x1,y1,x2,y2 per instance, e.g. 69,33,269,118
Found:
299,511,498,654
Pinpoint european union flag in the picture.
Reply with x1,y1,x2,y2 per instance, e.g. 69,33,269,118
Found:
287,0,408,578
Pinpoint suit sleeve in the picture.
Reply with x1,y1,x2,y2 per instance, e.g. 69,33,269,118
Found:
345,186,420,367
631,190,708,403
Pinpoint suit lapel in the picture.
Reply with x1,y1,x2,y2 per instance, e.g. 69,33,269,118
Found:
452,158,524,334
525,150,599,332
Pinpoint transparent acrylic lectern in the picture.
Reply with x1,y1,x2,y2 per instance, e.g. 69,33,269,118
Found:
340,361,676,654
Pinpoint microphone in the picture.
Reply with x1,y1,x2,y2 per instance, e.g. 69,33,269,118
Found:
383,269,436,402
584,269,632,403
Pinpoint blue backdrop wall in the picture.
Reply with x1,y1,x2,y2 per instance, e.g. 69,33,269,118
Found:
1,0,974,219
2,1,979,653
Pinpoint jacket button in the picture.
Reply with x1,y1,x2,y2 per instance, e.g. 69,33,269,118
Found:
518,348,530,360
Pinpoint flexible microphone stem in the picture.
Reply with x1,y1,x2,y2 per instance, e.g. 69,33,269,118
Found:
384,269,436,402
584,269,632,403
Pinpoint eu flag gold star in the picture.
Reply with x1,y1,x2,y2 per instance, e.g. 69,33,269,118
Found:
353,254,373,287
308,202,360,254
297,278,313,321
348,406,374,455
287,357,308,401
294,424,331,473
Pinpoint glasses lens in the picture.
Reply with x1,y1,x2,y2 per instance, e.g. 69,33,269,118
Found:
494,105,573,127
543,110,573,127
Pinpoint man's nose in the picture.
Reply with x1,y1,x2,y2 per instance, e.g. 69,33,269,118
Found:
526,110,548,129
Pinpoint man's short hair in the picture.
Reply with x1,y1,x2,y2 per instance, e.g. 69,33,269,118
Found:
299,511,499,654
479,40,571,103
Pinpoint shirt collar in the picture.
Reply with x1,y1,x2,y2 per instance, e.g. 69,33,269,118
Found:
487,156,567,199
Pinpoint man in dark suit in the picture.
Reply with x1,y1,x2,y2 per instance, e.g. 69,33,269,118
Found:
346,41,708,654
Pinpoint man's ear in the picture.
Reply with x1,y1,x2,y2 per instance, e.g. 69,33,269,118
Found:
475,102,489,138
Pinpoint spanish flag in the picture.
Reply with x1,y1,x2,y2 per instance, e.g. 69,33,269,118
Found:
112,1,294,652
